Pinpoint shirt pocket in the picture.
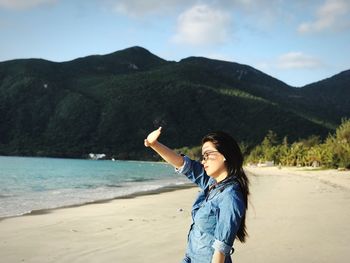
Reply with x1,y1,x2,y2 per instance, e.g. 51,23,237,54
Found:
195,202,217,234
191,226,214,256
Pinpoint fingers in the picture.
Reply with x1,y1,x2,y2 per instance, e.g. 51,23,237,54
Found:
144,139,150,147
144,127,162,147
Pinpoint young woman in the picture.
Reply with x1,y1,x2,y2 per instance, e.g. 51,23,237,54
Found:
144,127,249,263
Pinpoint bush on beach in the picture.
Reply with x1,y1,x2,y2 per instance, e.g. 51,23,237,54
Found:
246,119,350,169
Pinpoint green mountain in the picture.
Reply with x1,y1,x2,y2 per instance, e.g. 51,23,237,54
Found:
296,70,350,124
0,46,348,159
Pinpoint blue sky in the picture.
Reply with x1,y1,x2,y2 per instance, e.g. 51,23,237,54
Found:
0,0,349,87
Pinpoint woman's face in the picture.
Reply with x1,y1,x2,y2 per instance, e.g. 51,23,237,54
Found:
201,141,227,180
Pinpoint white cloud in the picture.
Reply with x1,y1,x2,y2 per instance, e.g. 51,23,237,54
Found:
172,4,231,46
108,0,189,16
298,0,350,33
0,0,56,10
276,52,322,69
108,0,282,18
106,0,316,31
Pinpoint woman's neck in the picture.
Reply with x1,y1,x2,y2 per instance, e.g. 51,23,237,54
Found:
214,171,228,183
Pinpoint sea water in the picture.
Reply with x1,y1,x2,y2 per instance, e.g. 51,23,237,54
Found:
0,156,189,218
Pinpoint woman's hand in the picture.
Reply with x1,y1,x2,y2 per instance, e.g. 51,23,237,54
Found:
144,126,184,168
144,127,162,147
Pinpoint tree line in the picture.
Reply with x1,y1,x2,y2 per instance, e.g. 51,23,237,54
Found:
246,119,350,169
175,119,350,169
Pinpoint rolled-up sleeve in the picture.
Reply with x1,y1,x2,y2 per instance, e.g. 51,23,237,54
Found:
175,155,192,174
212,239,232,255
212,190,245,255
175,155,210,189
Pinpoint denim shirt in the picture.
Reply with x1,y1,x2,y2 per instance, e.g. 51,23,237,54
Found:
176,156,245,263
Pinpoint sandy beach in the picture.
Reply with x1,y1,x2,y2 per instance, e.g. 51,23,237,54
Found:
1,167,349,263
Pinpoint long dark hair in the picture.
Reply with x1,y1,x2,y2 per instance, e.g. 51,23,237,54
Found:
202,131,249,243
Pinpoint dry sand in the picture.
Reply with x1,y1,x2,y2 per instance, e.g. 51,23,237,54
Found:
0,167,349,263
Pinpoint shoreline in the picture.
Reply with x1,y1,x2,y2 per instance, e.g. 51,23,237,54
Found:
0,183,195,222
0,186,199,263
2,165,349,221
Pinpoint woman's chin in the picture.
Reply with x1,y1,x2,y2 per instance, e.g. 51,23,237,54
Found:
206,171,214,177
204,168,211,176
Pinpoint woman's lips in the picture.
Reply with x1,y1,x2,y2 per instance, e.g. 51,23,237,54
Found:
204,166,208,170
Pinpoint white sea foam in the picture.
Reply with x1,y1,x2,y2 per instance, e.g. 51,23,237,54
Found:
0,156,190,218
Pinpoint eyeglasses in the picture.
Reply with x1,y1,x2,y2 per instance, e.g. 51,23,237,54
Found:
201,151,219,162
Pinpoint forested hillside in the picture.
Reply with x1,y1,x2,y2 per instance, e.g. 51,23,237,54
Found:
0,46,348,160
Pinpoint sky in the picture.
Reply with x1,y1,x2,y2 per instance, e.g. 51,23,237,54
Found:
0,0,349,87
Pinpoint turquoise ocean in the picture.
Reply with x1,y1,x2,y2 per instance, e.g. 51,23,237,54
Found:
0,156,189,218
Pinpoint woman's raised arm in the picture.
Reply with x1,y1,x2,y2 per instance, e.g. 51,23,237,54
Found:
144,127,184,169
